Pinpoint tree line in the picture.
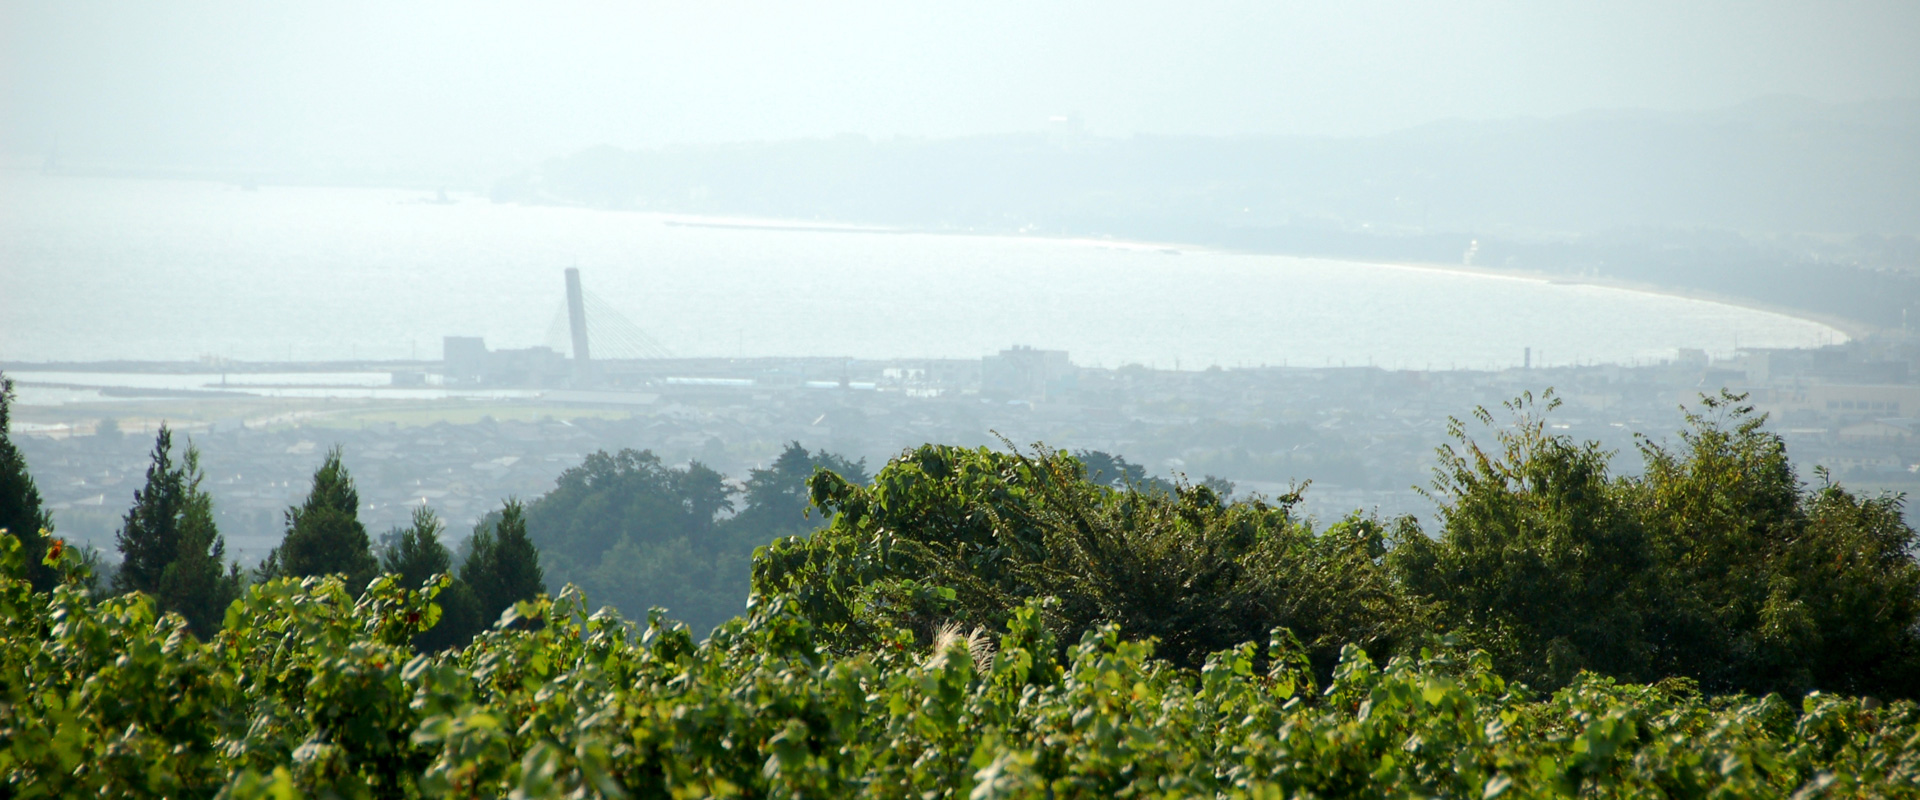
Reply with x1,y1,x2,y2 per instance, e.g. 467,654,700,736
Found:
10,373,1920,793
757,390,1920,701
514,441,869,635
6,374,1920,701
0,376,547,650
0,373,875,650
6,518,1919,796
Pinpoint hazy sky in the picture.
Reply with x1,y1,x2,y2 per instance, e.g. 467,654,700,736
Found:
4,0,1918,168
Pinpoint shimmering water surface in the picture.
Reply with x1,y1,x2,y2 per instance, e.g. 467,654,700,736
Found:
0,172,1846,370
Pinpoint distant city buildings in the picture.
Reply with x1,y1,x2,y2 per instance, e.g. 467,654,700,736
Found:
981,346,1074,402
442,336,570,387
22,332,1920,564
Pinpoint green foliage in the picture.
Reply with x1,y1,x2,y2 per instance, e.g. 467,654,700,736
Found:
461,500,545,630
732,441,869,536
522,449,737,631
523,444,864,634
5,531,1920,797
9,391,1920,794
423,578,485,654
1766,480,1920,696
1391,392,1655,688
380,507,480,652
113,425,187,596
753,443,1425,674
112,426,240,636
1394,390,1920,698
1071,448,1159,490
159,446,243,638
1074,448,1241,497
0,374,56,591
265,447,378,590
526,449,733,568
380,507,452,591
1630,391,1920,697
1632,391,1804,692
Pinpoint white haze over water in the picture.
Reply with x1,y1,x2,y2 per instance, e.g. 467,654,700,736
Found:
0,173,1844,371
5,2,1918,168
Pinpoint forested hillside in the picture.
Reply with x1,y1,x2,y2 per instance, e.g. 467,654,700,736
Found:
515,442,867,635
5,382,1920,795
518,98,1920,238
510,98,1920,329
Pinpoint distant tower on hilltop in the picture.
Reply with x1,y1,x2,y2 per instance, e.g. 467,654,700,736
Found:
565,268,593,385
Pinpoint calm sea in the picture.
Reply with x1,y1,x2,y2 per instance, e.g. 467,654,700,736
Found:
0,172,1845,370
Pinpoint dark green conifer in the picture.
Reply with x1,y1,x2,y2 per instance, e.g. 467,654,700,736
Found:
114,426,188,596
265,447,378,590
381,506,453,590
379,505,484,650
158,448,242,637
460,500,545,627
0,375,57,591
113,428,239,635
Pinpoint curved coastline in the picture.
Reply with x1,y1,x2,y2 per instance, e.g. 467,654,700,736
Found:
664,212,1866,348
0,173,1854,367
1,172,1877,348
1000,230,1868,346
1331,257,1867,345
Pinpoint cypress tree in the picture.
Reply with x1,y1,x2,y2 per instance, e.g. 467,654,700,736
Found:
0,375,57,591
381,506,453,590
266,447,378,590
114,429,240,635
157,447,242,637
379,505,483,650
115,426,188,596
460,500,545,628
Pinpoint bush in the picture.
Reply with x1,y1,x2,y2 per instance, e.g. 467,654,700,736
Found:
1392,391,1920,697
752,442,1429,673
6,532,1920,797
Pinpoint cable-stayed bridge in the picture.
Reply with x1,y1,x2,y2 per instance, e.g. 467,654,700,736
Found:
444,268,673,388
543,284,672,361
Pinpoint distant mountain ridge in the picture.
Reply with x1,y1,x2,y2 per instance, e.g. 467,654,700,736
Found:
513,96,1920,239
506,97,1920,331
